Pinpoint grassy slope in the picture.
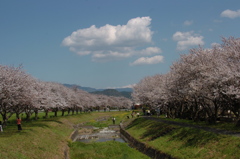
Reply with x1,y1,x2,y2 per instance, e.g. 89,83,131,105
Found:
0,111,132,159
69,111,150,159
2,111,239,159
126,117,240,159
69,140,150,159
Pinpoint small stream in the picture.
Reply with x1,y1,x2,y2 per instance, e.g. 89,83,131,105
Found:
71,124,173,158
74,125,125,143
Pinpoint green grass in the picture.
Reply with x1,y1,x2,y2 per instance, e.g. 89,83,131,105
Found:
2,111,239,159
69,141,150,159
69,111,151,159
0,111,132,159
126,117,240,159
157,115,240,132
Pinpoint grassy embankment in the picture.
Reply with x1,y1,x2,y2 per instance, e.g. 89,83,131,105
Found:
0,111,149,159
1,110,240,159
125,117,240,159
68,111,150,159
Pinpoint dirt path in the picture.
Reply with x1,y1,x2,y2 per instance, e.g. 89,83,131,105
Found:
142,116,240,137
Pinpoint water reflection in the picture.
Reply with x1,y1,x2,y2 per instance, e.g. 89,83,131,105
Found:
76,126,125,143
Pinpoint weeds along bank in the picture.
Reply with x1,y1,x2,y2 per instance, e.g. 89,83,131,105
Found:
125,117,240,159
0,111,129,159
68,111,151,159
69,135,150,159
2,111,239,159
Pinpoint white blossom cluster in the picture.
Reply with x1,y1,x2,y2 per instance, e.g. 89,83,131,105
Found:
132,37,240,124
0,66,132,124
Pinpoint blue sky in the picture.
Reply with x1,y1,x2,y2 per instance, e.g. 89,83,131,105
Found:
1,0,240,89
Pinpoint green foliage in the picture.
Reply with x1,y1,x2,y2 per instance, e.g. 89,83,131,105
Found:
70,141,150,159
0,111,130,159
85,121,109,128
162,117,240,132
84,111,129,128
126,118,240,159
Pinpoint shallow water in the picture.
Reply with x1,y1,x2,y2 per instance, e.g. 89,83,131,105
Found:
76,126,125,143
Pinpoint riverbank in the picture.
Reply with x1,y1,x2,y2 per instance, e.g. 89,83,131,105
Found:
124,117,240,159
68,112,150,159
1,111,240,159
0,111,132,159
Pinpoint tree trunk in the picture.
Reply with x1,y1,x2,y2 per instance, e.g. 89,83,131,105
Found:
76,108,79,114
34,110,38,120
45,110,49,118
72,109,74,115
54,110,58,117
1,113,8,126
26,112,31,121
16,112,20,119
67,108,71,115
235,118,240,127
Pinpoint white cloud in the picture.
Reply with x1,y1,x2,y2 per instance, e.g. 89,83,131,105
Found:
221,9,240,19
62,17,162,62
130,55,164,66
211,42,221,48
138,47,162,56
107,84,136,89
172,31,204,51
90,46,162,62
183,20,193,26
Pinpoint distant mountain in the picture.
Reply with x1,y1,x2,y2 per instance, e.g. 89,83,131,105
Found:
63,84,133,99
63,84,99,92
91,89,132,99
115,88,133,92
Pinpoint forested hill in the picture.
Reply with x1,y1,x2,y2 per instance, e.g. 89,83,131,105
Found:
91,89,132,99
63,84,132,99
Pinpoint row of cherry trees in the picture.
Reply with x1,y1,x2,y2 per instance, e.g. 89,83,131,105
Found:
0,65,132,125
132,37,240,124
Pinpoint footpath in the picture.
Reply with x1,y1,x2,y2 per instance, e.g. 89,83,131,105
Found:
142,116,240,138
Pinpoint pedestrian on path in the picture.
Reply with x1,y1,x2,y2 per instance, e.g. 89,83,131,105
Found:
0,121,3,132
131,111,135,118
147,110,151,116
112,117,116,124
137,112,140,117
17,117,22,131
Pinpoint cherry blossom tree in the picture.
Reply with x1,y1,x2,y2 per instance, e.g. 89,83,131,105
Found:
0,65,37,124
0,65,132,124
132,37,240,125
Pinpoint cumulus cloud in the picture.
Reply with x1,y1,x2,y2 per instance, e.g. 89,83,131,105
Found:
89,46,162,62
183,20,193,26
62,17,162,63
138,47,162,56
211,42,221,48
172,31,204,51
221,9,240,19
130,55,164,66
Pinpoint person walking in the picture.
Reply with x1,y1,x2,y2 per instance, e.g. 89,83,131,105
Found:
131,111,135,118
136,112,140,117
17,117,22,131
112,117,116,124
0,121,3,132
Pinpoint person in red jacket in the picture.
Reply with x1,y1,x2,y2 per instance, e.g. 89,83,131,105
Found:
17,118,22,131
